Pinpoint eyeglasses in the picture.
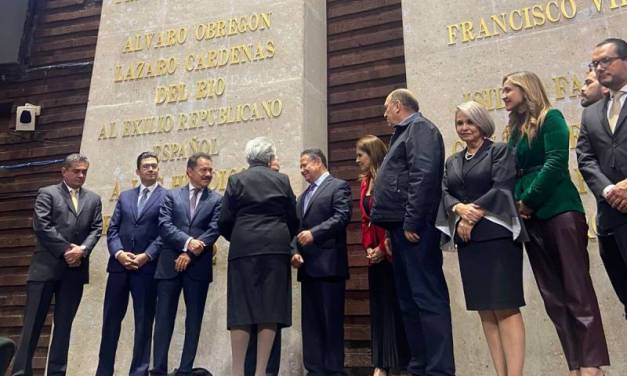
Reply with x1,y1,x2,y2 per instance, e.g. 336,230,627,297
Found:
589,56,624,70
140,163,158,170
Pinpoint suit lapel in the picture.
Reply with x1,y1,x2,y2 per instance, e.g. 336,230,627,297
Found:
59,183,78,216
600,98,613,137
137,185,160,221
130,186,140,221
449,153,464,187
181,186,191,223
190,188,209,224
304,175,333,217
462,141,491,177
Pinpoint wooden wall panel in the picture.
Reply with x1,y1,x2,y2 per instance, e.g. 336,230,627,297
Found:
0,1,102,375
326,0,407,372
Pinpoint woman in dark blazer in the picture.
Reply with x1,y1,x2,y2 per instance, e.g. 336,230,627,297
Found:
436,101,526,376
503,71,609,376
356,135,409,376
218,137,299,376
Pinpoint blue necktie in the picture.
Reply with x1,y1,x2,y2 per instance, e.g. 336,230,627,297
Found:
303,183,317,211
137,188,149,215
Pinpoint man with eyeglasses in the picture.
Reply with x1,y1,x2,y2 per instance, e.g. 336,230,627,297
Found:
96,151,166,376
577,37,627,319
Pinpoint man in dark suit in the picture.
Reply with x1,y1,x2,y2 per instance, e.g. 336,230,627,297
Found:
150,152,222,376
96,151,166,376
371,89,455,376
291,149,351,376
577,37,627,318
12,153,102,376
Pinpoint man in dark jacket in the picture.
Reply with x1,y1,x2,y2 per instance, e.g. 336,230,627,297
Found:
150,152,222,376
371,89,455,376
291,149,351,376
96,151,166,376
12,153,102,376
577,38,627,318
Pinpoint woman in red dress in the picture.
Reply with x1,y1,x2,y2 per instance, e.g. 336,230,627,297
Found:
356,135,409,376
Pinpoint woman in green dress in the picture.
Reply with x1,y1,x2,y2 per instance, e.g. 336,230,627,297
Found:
502,71,609,376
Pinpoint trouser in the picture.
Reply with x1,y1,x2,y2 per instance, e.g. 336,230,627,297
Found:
96,271,157,376
12,279,84,376
389,226,455,376
301,276,346,376
525,211,609,370
597,221,627,318
150,274,210,376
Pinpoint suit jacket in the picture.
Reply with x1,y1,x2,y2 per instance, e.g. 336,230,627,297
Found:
28,182,103,284
106,185,166,275
370,112,444,234
295,175,351,280
156,185,222,281
218,164,298,261
359,177,390,264
437,141,527,243
577,96,627,233
509,109,584,220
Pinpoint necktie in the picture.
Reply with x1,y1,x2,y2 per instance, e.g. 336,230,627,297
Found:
190,188,200,217
303,183,317,211
609,91,625,133
137,188,149,214
70,189,79,212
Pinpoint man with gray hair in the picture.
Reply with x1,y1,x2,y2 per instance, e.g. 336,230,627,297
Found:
371,88,455,375
12,153,103,376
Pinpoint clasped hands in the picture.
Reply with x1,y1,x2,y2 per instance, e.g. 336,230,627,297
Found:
454,203,486,242
64,244,84,268
174,238,206,272
116,251,150,271
606,180,627,213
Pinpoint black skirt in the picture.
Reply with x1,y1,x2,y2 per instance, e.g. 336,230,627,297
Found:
368,260,410,370
457,238,525,311
227,254,292,329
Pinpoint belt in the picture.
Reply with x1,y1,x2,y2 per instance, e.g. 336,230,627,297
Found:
516,165,542,178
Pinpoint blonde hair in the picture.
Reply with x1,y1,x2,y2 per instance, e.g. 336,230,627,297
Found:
356,135,388,181
455,101,495,138
502,71,551,143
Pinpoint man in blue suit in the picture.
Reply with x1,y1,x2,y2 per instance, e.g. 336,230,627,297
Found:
150,152,222,376
96,151,166,376
291,149,351,376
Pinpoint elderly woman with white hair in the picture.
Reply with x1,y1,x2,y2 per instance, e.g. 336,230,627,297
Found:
436,101,527,376
218,137,298,376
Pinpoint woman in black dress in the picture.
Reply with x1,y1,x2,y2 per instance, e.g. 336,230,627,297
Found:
356,135,409,376
436,101,526,376
218,137,299,376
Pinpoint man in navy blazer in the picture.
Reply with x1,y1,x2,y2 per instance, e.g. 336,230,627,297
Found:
151,152,222,376
96,152,166,376
291,149,351,376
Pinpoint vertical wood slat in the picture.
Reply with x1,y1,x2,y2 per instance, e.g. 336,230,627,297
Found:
0,1,102,375
326,0,407,372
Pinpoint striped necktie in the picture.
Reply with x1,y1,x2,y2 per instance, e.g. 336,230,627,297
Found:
137,187,149,214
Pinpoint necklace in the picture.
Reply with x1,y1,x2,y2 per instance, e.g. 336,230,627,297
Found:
464,150,475,160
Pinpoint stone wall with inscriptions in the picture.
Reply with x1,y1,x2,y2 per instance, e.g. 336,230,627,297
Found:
69,1,327,374
402,0,626,374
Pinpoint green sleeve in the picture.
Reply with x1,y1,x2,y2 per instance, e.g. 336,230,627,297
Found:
520,109,570,209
